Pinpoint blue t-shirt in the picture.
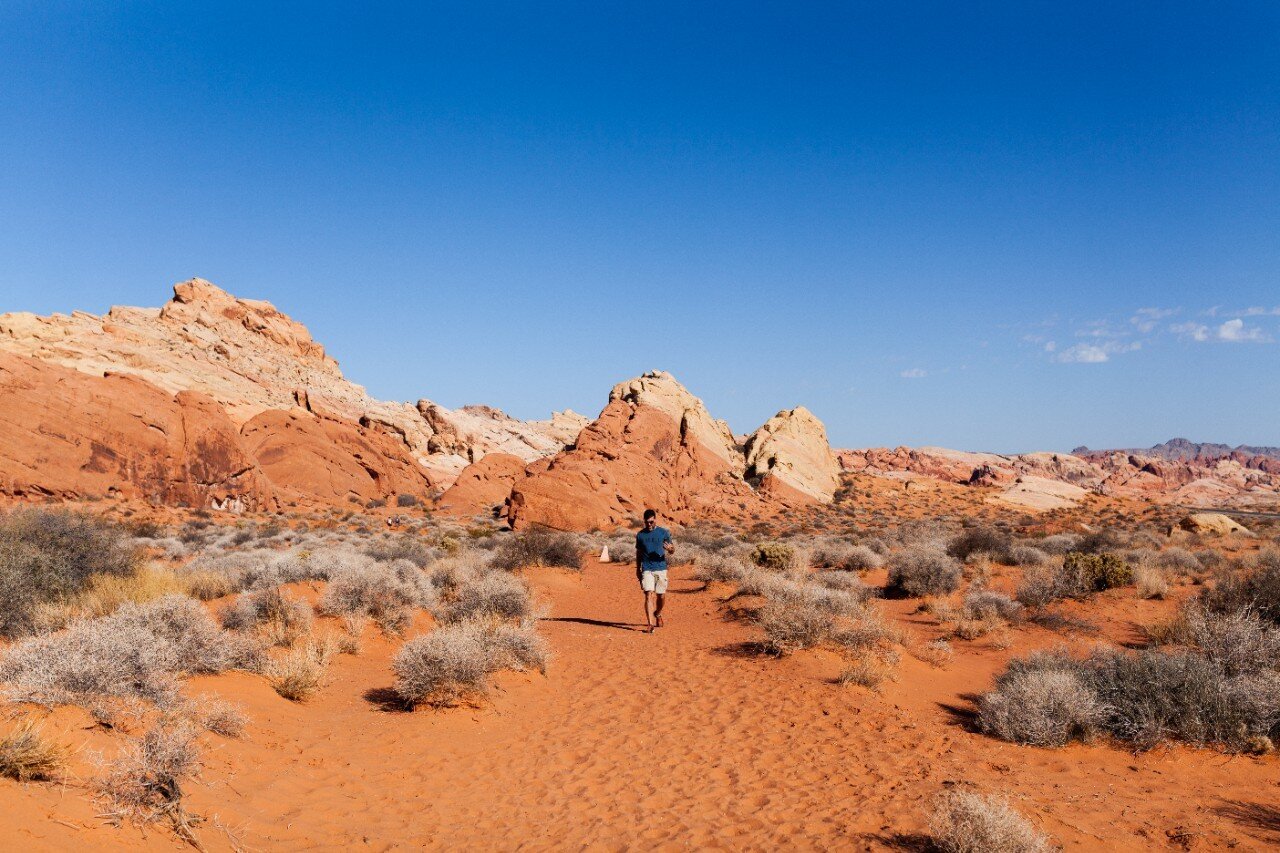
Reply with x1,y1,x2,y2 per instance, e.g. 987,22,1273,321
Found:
635,526,672,571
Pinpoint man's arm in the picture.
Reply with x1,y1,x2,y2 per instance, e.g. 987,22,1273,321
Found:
663,530,675,555
636,540,644,580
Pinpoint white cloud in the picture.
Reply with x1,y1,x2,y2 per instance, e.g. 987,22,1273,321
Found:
1241,306,1280,316
1173,318,1271,343
1053,340,1141,364
1217,318,1269,342
1043,341,1057,353
899,368,927,378
1171,322,1210,342
1130,307,1177,334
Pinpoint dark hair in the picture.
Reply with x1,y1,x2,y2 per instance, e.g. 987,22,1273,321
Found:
643,509,656,521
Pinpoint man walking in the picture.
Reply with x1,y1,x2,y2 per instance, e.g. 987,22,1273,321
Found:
635,509,674,633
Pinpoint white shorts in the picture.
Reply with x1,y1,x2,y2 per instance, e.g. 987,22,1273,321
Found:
641,570,669,594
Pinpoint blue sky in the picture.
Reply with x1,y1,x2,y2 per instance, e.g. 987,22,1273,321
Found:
1,2,1277,452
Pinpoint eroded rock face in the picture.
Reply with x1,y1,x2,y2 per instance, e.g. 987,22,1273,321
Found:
0,279,580,490
437,453,529,516
240,408,434,504
504,372,836,530
0,352,272,508
836,444,1280,511
744,407,840,503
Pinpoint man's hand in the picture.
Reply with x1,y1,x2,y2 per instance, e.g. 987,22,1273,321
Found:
636,567,643,583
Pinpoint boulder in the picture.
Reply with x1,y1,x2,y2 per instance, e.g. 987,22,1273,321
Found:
1173,512,1252,537
743,406,840,502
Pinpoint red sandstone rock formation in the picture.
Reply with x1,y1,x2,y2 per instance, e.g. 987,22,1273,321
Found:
0,352,273,508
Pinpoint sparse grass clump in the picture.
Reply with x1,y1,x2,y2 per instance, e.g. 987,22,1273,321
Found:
320,556,433,633
1201,549,1280,624
978,659,1104,747
979,639,1280,751
490,528,582,571
0,595,259,710
264,637,336,702
929,790,1050,853
691,553,750,585
962,589,1023,623
0,509,142,637
948,527,1011,563
100,720,201,831
1134,564,1169,599
222,586,314,646
0,719,66,781
392,620,548,708
1016,551,1132,607
887,546,961,596
431,571,531,625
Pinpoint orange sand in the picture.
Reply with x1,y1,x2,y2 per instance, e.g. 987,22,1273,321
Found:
2,558,1278,850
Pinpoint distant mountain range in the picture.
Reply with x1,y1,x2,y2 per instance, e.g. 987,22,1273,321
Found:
1072,438,1280,461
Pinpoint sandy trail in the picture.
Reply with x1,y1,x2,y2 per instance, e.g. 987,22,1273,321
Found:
5,558,1280,850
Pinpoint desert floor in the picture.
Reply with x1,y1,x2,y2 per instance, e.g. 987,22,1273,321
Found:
4,555,1279,851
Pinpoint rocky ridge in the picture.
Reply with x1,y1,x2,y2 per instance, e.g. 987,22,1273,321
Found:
837,444,1280,511
0,279,584,496
459,371,842,530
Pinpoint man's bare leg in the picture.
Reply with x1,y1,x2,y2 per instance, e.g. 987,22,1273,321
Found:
644,590,656,632
654,593,665,627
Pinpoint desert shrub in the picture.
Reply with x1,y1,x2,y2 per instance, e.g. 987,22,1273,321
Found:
100,721,201,824
395,494,421,508
185,697,246,738
981,644,1280,751
978,660,1103,747
1015,563,1075,607
894,520,949,550
1157,547,1202,574
691,553,749,584
432,571,531,625
0,595,258,709
750,542,796,572
963,589,1023,623
1134,565,1169,600
887,546,961,596
833,544,884,572
0,719,66,781
83,563,188,612
483,621,549,674
363,535,434,568
1016,552,1131,607
929,790,1050,853
1065,551,1132,591
1087,649,1280,749
1035,534,1079,555
0,509,142,637
757,600,835,655
948,527,1011,562
320,556,433,633
1164,606,1280,677
837,658,889,690
1004,545,1048,567
813,570,873,597
770,578,871,614
490,528,582,571
264,637,335,701
392,620,547,708
1201,549,1280,624
1076,529,1124,554
183,570,237,601
221,586,313,646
